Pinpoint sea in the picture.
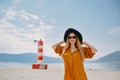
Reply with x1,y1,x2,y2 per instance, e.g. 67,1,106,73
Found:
0,62,120,71
84,63,120,71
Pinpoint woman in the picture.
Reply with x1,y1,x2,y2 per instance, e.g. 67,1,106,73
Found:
51,28,97,80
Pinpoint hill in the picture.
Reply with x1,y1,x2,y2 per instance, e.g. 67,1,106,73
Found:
95,51,120,63
0,51,120,64
0,53,63,63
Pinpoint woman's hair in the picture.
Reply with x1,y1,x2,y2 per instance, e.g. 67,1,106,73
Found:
61,39,70,55
76,37,85,61
61,35,85,61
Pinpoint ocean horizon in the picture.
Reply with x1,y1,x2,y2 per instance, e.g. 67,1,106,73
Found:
0,62,120,71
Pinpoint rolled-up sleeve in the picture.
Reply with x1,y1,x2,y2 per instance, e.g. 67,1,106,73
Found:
83,47,95,58
54,45,63,55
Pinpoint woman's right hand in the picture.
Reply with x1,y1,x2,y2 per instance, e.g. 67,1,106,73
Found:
51,40,64,50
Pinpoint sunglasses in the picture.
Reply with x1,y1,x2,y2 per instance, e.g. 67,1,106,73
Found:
67,36,77,39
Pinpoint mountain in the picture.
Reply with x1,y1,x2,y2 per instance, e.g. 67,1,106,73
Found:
0,53,63,63
95,51,120,63
0,51,120,64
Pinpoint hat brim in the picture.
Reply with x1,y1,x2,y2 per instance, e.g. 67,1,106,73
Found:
64,28,83,44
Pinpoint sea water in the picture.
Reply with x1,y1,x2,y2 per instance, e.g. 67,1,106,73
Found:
84,63,120,71
0,62,120,71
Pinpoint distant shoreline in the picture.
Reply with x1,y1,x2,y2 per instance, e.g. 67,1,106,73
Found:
0,62,120,71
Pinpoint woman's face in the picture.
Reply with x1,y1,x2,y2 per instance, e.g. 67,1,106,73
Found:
67,33,77,44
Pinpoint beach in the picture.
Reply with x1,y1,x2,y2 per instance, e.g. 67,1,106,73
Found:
0,65,120,80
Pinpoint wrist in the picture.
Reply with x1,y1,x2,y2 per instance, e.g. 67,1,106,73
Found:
83,41,87,45
58,40,64,45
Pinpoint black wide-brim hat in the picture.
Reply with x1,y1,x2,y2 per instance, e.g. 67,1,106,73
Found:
64,28,83,44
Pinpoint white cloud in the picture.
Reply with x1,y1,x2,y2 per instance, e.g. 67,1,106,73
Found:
0,21,17,34
5,9,16,20
21,14,30,21
0,8,56,57
109,27,120,36
20,11,39,21
31,14,39,20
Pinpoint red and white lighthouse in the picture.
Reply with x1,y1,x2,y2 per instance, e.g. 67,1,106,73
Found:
32,39,47,69
37,39,43,64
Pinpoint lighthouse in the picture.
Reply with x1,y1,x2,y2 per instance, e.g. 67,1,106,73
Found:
32,39,48,69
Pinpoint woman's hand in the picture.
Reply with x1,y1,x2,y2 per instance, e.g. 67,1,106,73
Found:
51,40,64,50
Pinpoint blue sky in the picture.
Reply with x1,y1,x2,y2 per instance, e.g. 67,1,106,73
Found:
0,0,120,59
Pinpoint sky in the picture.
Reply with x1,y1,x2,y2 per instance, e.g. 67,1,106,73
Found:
0,0,120,60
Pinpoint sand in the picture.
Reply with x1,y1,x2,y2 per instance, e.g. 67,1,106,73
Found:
0,65,120,80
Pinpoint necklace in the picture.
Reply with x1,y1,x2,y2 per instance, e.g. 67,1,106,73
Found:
71,47,77,52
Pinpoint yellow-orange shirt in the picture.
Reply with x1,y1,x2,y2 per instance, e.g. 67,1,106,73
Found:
54,45,94,80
